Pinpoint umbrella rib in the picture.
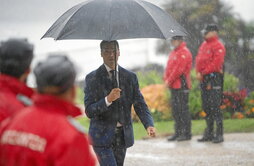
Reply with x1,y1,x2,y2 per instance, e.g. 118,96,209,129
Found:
135,0,186,39
134,0,167,39
56,0,94,39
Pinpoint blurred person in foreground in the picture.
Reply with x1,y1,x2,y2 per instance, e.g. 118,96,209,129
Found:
0,38,34,124
84,40,156,166
164,36,192,141
196,24,226,143
0,55,96,166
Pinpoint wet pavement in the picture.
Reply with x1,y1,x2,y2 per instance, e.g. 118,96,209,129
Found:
124,133,254,166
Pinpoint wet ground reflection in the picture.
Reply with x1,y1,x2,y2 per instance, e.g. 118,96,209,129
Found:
125,133,254,166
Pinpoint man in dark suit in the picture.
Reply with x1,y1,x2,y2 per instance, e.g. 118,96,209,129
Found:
84,40,156,166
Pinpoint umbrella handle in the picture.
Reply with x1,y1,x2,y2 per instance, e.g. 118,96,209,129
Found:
114,42,119,88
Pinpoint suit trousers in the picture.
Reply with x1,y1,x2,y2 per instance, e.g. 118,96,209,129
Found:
171,89,191,137
201,73,224,138
93,127,126,166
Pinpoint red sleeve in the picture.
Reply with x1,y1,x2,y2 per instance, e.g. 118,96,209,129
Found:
55,134,96,166
166,54,189,86
202,44,225,75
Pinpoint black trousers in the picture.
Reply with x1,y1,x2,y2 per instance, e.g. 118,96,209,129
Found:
171,89,191,137
93,127,126,166
201,73,224,138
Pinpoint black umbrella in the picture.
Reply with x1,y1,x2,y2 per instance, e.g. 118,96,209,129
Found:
41,0,187,87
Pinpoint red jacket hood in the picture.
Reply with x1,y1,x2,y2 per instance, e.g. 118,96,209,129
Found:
32,94,82,118
0,74,34,97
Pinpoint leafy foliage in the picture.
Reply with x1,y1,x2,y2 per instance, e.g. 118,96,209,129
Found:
75,86,84,105
136,70,163,89
189,70,202,119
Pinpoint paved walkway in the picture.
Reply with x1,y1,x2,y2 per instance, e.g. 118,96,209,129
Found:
124,133,254,166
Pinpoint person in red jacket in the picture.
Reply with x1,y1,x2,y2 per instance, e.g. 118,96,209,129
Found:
196,24,226,143
164,36,192,141
0,38,34,124
0,55,96,166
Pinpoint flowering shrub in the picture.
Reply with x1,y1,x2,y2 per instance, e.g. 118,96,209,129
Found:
199,111,207,118
232,112,245,119
200,90,254,119
132,84,171,122
220,90,246,119
244,92,254,118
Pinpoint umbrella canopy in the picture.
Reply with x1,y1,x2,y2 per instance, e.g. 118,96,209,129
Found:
41,0,187,41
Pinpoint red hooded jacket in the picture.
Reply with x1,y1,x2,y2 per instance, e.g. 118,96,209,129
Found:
0,74,34,123
195,36,226,76
0,94,96,166
164,42,192,89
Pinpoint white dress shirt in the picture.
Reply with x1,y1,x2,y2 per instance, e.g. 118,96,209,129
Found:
104,64,122,127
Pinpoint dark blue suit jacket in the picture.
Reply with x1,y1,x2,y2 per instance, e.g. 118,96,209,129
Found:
84,65,154,148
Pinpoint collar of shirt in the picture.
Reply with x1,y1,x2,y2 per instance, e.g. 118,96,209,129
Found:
104,64,119,86
104,64,119,73
32,94,82,117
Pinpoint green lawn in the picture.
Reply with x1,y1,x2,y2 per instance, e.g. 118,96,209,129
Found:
77,117,254,140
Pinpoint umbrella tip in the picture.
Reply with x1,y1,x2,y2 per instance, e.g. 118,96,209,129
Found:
40,34,45,40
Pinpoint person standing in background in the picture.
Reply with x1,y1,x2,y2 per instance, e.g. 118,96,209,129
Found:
196,24,226,143
164,36,192,141
0,38,34,124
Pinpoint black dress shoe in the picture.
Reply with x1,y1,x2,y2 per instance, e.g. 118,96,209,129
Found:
197,137,213,142
177,136,191,141
167,135,178,141
212,136,224,143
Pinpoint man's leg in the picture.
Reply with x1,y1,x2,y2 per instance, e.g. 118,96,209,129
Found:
204,88,216,140
177,90,192,141
210,88,224,143
213,109,224,143
93,146,117,166
198,84,214,142
112,127,127,166
168,89,181,141
205,111,215,138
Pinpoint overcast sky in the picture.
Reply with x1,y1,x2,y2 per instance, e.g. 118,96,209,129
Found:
0,0,253,23
223,0,254,22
